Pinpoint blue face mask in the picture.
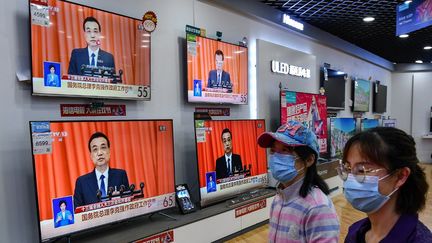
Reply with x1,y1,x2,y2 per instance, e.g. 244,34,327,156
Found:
343,173,398,214
269,153,303,183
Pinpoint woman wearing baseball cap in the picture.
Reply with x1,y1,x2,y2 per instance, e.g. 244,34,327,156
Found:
258,120,340,242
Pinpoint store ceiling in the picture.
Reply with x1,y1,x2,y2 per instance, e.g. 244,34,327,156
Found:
261,0,432,64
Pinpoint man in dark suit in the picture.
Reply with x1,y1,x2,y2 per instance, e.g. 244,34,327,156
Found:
207,50,232,92
73,132,129,209
215,128,242,180
68,16,115,76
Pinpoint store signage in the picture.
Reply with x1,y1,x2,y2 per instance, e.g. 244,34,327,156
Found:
60,104,126,117
195,107,230,116
235,199,267,218
396,0,432,36
271,60,311,79
282,14,304,31
134,230,174,243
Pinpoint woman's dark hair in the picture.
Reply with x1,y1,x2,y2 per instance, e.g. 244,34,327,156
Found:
48,64,55,70
58,200,67,208
294,146,329,197
342,126,428,214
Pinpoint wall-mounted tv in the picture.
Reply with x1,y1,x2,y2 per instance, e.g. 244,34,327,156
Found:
320,67,346,110
329,118,356,158
187,33,248,104
194,120,267,207
280,90,328,155
372,82,387,113
30,120,175,241
360,119,380,131
352,79,371,112
30,0,151,100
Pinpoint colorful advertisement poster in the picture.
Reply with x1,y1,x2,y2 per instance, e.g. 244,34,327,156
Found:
281,91,328,154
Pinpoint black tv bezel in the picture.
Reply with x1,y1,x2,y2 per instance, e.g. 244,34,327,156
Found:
320,67,346,110
372,82,387,113
29,0,152,101
352,78,371,112
186,33,249,105
192,119,267,207
30,119,176,242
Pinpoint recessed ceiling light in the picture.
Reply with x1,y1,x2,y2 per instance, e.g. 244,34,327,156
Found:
415,60,423,63
405,0,412,4
424,46,432,50
363,17,375,22
399,34,409,38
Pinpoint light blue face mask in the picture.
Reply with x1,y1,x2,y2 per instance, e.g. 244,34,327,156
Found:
343,173,398,214
269,153,303,183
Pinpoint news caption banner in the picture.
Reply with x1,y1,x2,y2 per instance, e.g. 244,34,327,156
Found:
33,76,150,100
40,192,175,240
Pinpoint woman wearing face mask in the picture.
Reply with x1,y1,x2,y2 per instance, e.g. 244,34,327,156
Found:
339,127,432,242
258,120,340,242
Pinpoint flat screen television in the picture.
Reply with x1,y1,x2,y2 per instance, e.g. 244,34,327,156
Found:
30,0,151,100
352,79,371,112
382,118,397,128
320,67,346,110
372,82,387,113
329,118,356,159
280,90,328,155
30,120,175,241
194,119,267,206
186,33,248,104
361,119,380,131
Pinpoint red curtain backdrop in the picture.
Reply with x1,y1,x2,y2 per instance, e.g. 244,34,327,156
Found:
31,0,150,85
34,120,175,221
196,120,267,187
187,36,248,94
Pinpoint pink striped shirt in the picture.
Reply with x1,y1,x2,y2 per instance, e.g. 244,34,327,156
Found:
269,178,340,243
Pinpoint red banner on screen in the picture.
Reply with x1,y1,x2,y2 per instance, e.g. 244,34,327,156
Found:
60,104,126,117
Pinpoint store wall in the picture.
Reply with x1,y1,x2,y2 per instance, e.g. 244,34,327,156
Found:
392,72,432,163
1,0,392,241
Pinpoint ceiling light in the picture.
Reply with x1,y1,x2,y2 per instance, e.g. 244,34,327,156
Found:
399,34,409,38
424,46,432,50
405,0,412,4
363,17,375,22
415,60,423,63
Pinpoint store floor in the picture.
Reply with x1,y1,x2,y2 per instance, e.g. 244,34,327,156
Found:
227,163,432,243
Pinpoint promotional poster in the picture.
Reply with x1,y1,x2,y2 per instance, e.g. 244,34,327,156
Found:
30,0,151,100
280,91,328,154
31,120,175,241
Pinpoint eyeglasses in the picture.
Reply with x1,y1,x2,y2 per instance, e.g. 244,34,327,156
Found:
336,159,387,183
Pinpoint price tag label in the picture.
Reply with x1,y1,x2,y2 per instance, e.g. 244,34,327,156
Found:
32,132,52,155
30,3,50,27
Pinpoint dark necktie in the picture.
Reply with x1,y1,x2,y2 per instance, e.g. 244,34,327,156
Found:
218,73,221,86
100,174,106,197
91,53,96,66
227,158,231,175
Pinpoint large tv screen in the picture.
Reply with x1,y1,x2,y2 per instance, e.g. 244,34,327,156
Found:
194,120,267,206
280,90,328,155
187,34,248,104
30,120,175,241
352,79,371,112
360,119,380,131
329,118,356,159
30,0,151,100
320,68,346,110
372,82,387,113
